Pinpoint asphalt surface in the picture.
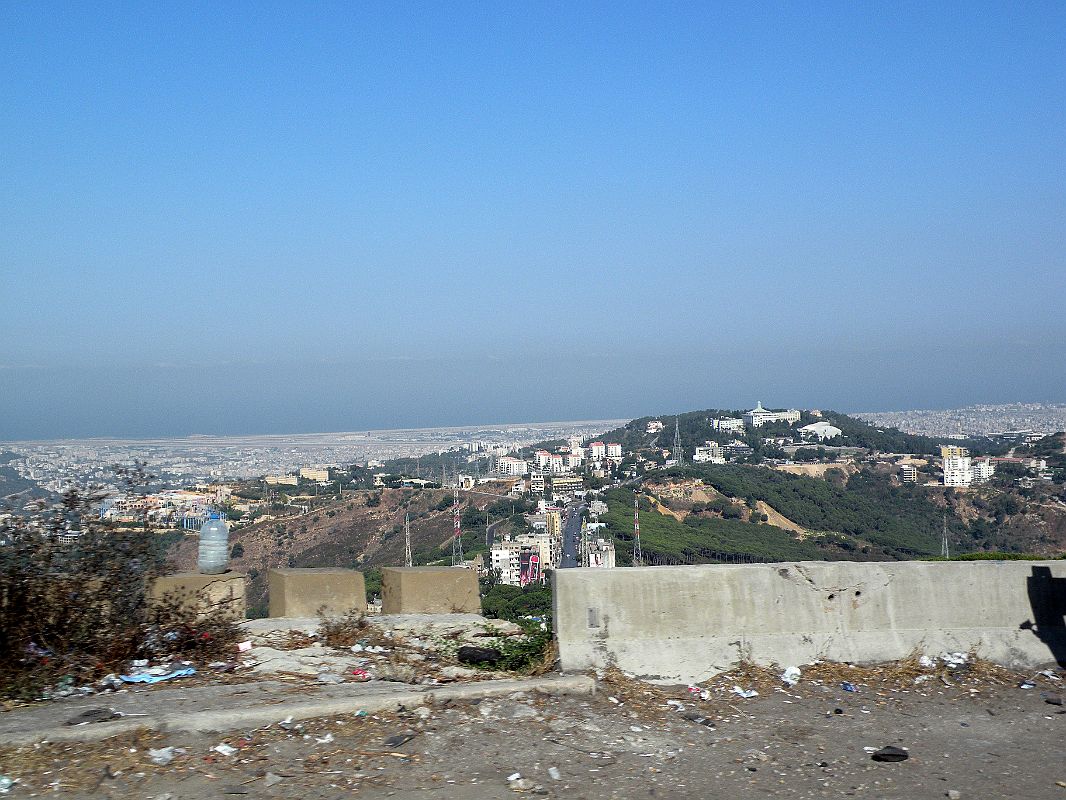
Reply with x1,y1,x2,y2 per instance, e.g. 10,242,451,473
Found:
560,502,585,568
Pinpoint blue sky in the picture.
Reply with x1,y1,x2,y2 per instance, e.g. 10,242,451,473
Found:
2,2,1064,439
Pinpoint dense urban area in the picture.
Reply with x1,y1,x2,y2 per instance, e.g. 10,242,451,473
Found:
3,402,1065,616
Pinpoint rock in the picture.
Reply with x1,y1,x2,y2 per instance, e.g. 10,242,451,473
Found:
946,791,961,799
457,646,503,666
440,665,480,680
870,746,909,763
316,672,345,685
65,708,119,726
377,662,419,683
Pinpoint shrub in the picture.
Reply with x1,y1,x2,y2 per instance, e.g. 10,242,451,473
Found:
0,469,241,699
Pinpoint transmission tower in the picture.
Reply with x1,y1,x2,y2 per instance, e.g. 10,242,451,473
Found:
451,485,464,566
941,514,950,558
633,492,643,567
404,512,413,567
673,416,683,465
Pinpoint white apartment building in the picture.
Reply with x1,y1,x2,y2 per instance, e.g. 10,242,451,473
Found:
693,443,727,463
529,472,546,496
646,420,665,434
548,453,567,474
299,467,330,482
565,453,584,470
587,442,606,460
943,453,973,487
744,402,802,428
711,417,745,433
533,450,552,469
606,443,623,458
899,464,919,483
495,456,529,476
972,458,996,484
585,538,616,568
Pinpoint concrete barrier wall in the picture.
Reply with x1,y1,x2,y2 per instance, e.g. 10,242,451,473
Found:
554,561,1066,683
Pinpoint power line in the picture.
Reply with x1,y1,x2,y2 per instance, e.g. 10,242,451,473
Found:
404,511,413,568
633,492,643,567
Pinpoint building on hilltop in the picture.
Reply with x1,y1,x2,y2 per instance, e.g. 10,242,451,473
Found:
710,417,745,433
798,421,843,440
941,446,973,487
899,464,919,483
743,402,801,428
693,443,727,463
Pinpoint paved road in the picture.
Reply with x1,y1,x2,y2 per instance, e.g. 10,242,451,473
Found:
560,502,585,568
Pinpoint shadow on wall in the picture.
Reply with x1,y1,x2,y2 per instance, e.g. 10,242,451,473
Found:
1021,566,1066,667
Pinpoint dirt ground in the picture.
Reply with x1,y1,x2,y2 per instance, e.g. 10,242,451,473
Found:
2,664,1063,799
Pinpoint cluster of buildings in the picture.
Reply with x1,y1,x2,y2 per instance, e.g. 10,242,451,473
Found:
98,484,248,529
939,446,1051,488
489,509,563,586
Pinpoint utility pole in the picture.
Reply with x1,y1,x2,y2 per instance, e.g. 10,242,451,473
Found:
941,514,950,558
404,512,413,567
633,492,643,567
451,485,464,566
673,416,683,465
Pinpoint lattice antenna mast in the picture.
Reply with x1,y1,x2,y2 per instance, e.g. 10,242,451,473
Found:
451,484,464,566
941,514,950,559
404,512,413,567
633,492,643,567
673,416,683,465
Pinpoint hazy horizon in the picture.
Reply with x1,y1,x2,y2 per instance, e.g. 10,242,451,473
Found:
2,5,1063,440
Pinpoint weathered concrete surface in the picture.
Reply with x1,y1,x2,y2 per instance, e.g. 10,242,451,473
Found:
555,561,1066,683
380,566,480,614
0,674,595,746
149,571,246,619
267,567,366,617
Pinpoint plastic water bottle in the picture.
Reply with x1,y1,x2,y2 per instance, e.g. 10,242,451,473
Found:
197,517,230,575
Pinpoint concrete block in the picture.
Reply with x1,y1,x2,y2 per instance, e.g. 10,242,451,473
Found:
268,568,366,618
150,572,246,620
380,567,480,615
555,560,1066,683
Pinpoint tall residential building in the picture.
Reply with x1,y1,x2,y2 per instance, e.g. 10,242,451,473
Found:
585,538,616,569
605,443,623,458
711,417,746,433
899,464,919,483
587,442,606,460
495,456,528,476
299,467,330,482
972,458,996,484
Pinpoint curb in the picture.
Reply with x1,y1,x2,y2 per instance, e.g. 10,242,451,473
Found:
0,674,595,747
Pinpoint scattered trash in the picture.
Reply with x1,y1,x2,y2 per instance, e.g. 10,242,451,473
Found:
66,707,119,726
918,655,937,669
547,767,561,781
148,747,185,766
682,711,715,727
384,731,417,748
665,699,685,710
686,685,710,700
457,645,503,667
629,725,643,732
1019,680,1036,690
0,776,15,794
314,733,334,745
263,773,284,787
781,666,801,686
914,675,933,684
940,652,969,668
236,640,253,652
507,772,522,782
841,682,858,693
832,708,844,715
350,668,370,681
946,791,961,800
732,686,759,699
1043,693,1063,706
208,661,238,673
120,667,196,684
1038,670,1060,681
212,743,238,757
508,776,536,791
98,673,124,691
131,659,149,667
870,745,909,762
